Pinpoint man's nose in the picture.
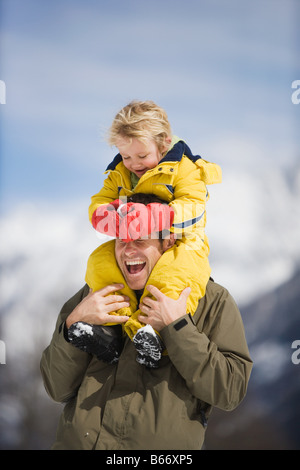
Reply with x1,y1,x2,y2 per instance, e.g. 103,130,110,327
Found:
124,241,138,255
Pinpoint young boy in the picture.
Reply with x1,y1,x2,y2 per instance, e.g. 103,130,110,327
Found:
68,100,222,368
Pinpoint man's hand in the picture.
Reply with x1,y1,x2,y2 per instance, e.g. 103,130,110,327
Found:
138,285,191,332
66,284,130,329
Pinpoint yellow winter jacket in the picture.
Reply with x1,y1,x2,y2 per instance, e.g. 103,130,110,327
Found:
85,138,222,339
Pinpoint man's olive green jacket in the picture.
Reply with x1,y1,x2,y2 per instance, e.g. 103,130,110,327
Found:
40,280,252,450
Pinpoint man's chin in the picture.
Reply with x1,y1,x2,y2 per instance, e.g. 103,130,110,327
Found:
124,274,146,291
122,263,148,291
126,280,146,291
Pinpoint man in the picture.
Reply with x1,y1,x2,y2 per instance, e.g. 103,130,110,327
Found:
40,194,252,450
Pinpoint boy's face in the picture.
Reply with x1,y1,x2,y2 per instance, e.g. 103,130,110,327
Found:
117,137,164,178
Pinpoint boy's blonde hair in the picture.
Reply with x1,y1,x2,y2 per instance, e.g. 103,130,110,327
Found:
108,100,172,152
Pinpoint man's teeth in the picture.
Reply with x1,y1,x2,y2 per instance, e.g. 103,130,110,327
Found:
125,260,146,274
126,260,144,265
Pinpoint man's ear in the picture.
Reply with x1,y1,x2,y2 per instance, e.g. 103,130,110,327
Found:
162,232,176,252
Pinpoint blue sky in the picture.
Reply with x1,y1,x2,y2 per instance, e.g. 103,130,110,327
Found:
0,0,299,212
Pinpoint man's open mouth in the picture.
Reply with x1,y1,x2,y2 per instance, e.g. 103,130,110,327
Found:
125,260,146,274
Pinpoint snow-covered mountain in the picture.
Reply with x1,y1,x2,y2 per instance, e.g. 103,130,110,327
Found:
0,164,300,449
205,268,300,449
206,160,300,305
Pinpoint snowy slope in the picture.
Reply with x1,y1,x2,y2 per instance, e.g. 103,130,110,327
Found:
206,161,300,304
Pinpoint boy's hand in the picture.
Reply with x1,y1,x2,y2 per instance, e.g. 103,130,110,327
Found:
91,201,122,237
119,202,174,241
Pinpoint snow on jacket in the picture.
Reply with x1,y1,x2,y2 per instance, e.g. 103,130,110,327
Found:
40,280,252,450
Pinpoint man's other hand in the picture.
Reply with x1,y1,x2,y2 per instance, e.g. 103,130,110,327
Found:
138,285,191,331
66,284,130,329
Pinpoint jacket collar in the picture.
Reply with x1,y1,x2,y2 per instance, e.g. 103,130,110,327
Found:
160,140,202,164
105,140,202,172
